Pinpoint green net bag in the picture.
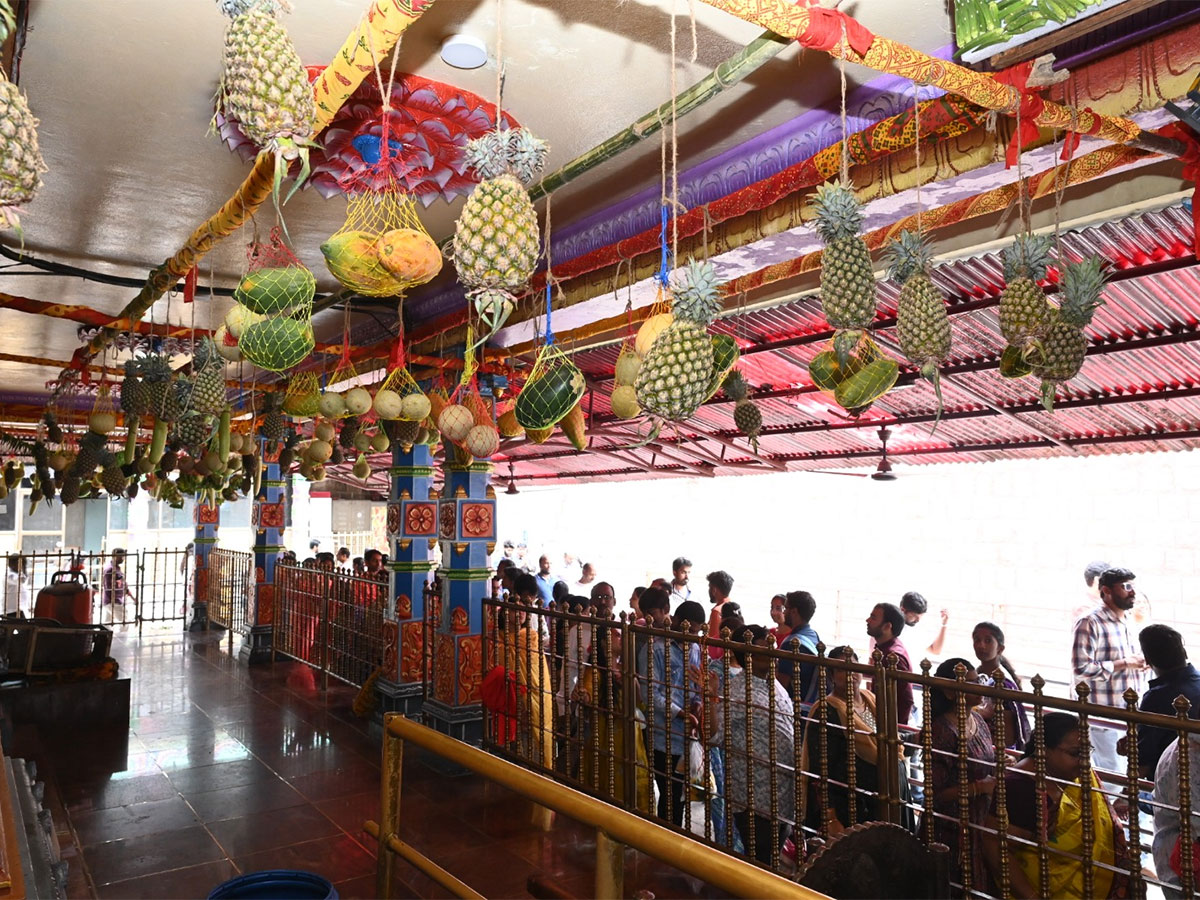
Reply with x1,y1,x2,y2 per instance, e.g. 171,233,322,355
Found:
320,169,442,298
808,333,899,416
515,344,584,430
282,371,321,418
234,227,316,317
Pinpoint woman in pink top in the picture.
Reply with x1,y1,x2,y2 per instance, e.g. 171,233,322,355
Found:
704,570,735,659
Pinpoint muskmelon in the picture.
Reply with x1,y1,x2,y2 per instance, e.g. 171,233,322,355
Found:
225,304,264,340
239,318,314,372
234,266,316,316
635,313,674,358
514,360,586,430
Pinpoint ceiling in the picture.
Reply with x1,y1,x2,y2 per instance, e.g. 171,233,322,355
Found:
1,0,1198,490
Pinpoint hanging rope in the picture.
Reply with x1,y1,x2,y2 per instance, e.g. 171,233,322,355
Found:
913,83,922,234
839,23,850,185
495,0,505,129
544,192,555,346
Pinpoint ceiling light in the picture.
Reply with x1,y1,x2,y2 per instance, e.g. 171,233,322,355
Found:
441,35,488,70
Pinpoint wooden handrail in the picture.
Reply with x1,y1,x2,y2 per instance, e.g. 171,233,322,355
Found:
369,714,826,900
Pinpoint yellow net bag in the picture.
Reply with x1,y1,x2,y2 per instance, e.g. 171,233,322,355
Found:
320,173,442,298
373,327,428,421
282,371,321,418
809,332,900,416
318,350,359,420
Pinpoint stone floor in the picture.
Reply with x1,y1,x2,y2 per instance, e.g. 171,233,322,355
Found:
14,627,729,899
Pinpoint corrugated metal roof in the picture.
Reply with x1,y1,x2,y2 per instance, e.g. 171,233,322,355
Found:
504,205,1200,483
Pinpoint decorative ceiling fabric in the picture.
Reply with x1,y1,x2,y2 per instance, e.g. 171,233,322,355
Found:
216,70,518,207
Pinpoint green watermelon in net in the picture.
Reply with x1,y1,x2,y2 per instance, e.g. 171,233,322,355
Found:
240,317,315,372
515,347,586,430
234,266,316,316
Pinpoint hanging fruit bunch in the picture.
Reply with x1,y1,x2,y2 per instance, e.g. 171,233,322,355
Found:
634,259,725,422
214,0,316,209
234,229,316,373
998,234,1055,375
721,370,762,452
809,181,898,415
610,341,642,420
884,230,952,421
514,347,585,438
1032,256,1107,411
453,126,549,341
0,0,46,235
282,370,321,418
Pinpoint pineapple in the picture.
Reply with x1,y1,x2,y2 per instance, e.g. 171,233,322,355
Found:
99,454,127,497
999,234,1054,362
635,259,722,422
260,393,285,443
885,230,952,419
453,127,548,309
140,354,175,420
812,181,877,364
190,338,227,415
120,357,148,417
175,413,215,453
722,370,762,452
0,0,46,236
215,0,315,205
72,431,106,477
1034,256,1106,411
59,474,80,506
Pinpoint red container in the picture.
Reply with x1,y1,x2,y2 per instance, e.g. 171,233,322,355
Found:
33,571,93,626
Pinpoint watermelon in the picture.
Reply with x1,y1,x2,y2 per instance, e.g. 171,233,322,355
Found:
234,266,316,316
515,358,586,430
240,318,315,372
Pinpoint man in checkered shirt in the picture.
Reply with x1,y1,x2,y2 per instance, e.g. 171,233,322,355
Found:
1071,566,1149,773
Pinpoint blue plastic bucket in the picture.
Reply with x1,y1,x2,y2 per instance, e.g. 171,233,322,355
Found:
207,870,338,900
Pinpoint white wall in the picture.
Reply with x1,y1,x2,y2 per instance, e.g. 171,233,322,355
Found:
497,449,1200,689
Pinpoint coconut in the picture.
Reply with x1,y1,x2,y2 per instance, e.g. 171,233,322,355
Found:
370,431,390,452
318,392,347,419
224,304,264,339
373,388,403,420
437,404,474,442
354,431,372,453
344,387,373,416
353,456,371,479
610,384,642,419
310,464,326,482
307,439,333,463
400,392,432,421
635,312,674,358
464,424,500,459
614,352,641,386
88,411,117,435
313,421,336,443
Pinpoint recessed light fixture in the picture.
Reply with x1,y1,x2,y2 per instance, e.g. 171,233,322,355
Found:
441,35,488,70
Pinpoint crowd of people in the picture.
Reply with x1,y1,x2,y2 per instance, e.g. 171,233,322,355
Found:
484,549,1200,899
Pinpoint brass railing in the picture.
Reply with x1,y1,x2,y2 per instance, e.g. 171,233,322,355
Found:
367,714,822,900
207,548,251,650
481,596,1200,899
272,563,388,690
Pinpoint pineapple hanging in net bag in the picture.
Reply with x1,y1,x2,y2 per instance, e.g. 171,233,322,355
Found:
235,228,316,373
453,126,549,340
282,370,321,418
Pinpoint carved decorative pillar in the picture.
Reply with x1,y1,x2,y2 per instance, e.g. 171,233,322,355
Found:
423,459,496,745
241,443,286,665
376,440,437,719
190,501,219,633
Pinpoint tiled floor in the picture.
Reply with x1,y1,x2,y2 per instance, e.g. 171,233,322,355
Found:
15,627,728,899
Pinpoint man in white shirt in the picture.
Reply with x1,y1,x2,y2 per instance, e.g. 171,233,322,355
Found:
4,554,29,616
1153,735,1200,899
574,562,596,592
898,591,948,666
670,556,691,603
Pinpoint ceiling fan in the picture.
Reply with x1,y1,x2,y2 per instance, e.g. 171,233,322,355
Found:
808,426,899,480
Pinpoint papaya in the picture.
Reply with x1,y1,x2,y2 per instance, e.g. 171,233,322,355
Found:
320,230,407,297
376,228,443,285
426,389,450,427
526,426,554,444
497,407,524,438
561,400,586,451
834,357,900,411
234,266,316,316
515,359,586,430
999,345,1033,379
809,349,866,392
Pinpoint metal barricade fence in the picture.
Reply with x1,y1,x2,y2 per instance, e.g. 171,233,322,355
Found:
9,549,190,633
480,596,1200,899
207,548,252,651
272,564,388,691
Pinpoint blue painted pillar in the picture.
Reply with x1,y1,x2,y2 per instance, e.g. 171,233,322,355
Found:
376,441,437,718
423,458,495,745
190,501,219,632
242,442,285,664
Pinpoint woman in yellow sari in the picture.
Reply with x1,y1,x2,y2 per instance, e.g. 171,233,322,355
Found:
982,711,1131,899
